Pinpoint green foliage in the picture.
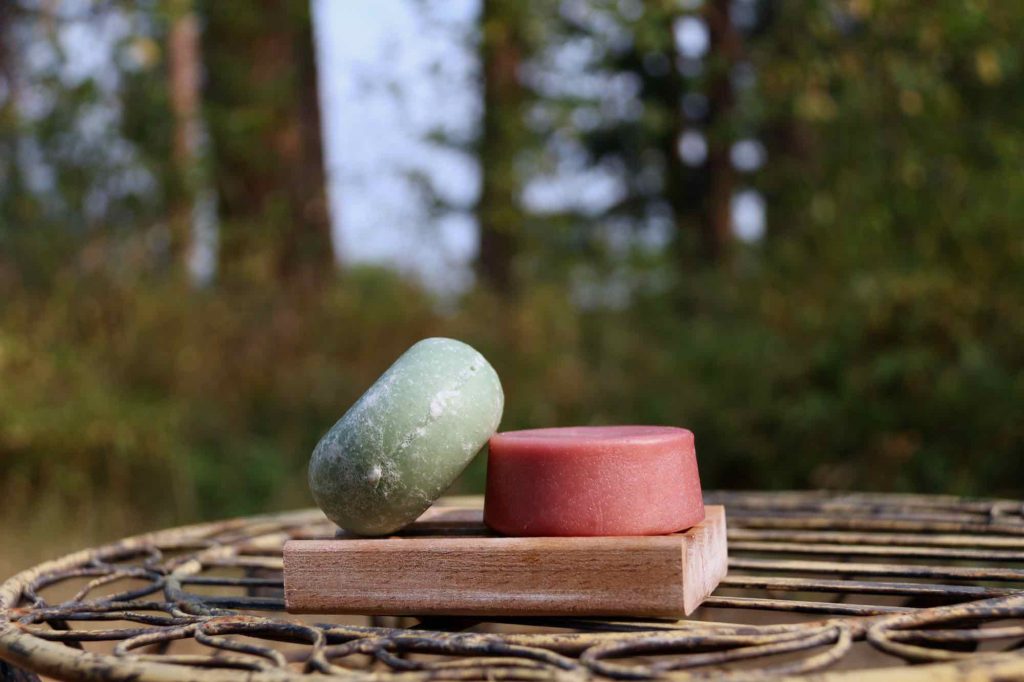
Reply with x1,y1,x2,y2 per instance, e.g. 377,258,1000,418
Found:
0,266,439,526
0,2,166,238
3,254,1021,534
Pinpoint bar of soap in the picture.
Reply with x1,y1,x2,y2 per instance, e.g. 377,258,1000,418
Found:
309,338,503,536
484,426,703,536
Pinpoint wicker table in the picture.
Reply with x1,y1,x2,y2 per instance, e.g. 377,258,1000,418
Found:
2,491,1023,681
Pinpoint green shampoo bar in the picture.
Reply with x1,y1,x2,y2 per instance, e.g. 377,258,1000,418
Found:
308,338,504,536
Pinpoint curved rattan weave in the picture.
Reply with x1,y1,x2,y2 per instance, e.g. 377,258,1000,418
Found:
2,491,1024,681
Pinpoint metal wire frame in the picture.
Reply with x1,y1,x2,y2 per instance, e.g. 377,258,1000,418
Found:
1,491,1023,681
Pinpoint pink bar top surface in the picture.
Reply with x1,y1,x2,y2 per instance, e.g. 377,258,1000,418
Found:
484,426,704,537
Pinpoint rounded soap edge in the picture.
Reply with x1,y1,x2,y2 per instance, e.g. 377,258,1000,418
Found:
308,336,505,535
489,425,693,453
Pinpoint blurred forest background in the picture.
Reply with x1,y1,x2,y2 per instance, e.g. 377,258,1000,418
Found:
2,0,1023,572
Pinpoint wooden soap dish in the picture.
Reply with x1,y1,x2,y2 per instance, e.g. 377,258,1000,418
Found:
284,505,726,618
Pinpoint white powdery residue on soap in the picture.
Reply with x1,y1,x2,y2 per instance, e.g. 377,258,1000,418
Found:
373,458,398,501
429,387,460,418
359,371,394,410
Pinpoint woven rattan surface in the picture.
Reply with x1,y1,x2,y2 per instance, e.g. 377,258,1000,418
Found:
2,491,1023,681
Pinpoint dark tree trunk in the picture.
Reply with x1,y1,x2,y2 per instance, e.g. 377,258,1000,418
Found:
660,34,705,266
701,0,741,262
476,0,526,295
167,0,201,269
201,0,333,285
0,2,21,204
0,3,13,106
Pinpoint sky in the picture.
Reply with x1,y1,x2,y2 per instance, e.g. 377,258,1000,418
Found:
312,0,480,293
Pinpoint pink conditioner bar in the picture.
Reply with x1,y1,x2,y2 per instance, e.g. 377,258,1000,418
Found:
484,426,704,537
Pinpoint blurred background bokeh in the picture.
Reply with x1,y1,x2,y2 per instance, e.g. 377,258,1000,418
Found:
2,0,1023,574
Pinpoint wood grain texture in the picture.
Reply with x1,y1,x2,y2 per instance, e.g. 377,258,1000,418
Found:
284,505,726,617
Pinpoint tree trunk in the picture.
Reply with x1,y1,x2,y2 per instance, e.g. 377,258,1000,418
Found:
476,0,527,295
0,1,21,213
201,0,333,286
0,3,13,105
166,0,201,270
701,0,741,262
659,26,704,266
